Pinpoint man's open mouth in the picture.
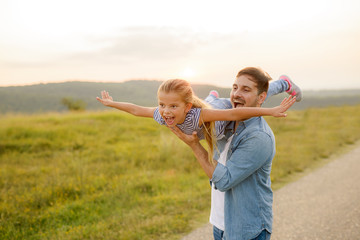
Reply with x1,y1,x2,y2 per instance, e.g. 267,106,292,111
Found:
233,100,245,108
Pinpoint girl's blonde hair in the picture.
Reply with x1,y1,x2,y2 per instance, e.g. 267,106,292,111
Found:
158,79,217,165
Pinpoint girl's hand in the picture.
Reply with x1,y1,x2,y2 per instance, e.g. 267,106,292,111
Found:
96,91,114,107
272,96,296,117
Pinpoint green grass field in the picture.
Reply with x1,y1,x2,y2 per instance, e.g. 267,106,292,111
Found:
1,105,360,240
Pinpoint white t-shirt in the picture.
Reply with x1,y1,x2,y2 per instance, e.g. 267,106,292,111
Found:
209,135,233,231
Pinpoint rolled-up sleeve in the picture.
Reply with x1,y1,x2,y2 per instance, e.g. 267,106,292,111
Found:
211,130,274,192
211,162,227,183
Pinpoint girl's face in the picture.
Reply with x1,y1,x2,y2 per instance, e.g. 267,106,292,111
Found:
157,91,192,127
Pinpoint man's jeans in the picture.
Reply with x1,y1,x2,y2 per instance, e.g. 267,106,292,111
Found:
251,229,271,240
213,225,224,240
213,227,271,240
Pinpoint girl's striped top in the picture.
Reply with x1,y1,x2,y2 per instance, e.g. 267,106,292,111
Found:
153,107,227,140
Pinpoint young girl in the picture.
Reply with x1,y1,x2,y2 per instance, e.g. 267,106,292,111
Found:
96,76,298,164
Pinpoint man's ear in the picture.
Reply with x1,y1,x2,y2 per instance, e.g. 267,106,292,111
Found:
257,92,267,105
185,102,193,113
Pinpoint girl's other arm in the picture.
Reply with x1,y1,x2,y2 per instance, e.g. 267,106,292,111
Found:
201,96,296,122
96,91,155,118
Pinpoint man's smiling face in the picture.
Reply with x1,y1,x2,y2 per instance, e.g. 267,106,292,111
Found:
230,74,265,109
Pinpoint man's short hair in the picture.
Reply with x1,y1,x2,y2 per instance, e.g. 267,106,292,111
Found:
236,67,272,95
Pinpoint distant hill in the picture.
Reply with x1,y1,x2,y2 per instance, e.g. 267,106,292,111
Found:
0,80,232,114
1,80,360,114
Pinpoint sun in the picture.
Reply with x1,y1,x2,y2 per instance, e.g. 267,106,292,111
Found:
179,67,196,79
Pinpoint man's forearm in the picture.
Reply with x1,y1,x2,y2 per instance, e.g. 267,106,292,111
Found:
167,126,217,179
189,142,217,179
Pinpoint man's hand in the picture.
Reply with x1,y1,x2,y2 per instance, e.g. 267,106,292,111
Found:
96,90,114,107
167,126,200,148
168,125,215,179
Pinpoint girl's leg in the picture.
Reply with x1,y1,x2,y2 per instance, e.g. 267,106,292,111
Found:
266,78,289,100
205,91,232,110
206,80,290,108
206,75,302,108
206,81,287,105
267,75,303,102
279,75,303,101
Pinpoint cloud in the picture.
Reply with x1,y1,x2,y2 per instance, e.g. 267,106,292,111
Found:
65,26,206,65
106,27,201,58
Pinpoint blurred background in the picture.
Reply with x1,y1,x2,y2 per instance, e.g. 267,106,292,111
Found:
1,2,360,239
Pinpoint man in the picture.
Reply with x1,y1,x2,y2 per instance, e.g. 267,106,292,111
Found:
170,67,288,240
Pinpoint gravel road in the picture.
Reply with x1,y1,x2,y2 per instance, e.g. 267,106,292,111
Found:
181,143,360,240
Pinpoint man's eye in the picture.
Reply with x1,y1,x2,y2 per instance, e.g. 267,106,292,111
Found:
171,105,177,109
159,104,165,108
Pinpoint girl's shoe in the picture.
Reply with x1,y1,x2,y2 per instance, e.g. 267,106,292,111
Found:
280,75,303,102
209,90,219,98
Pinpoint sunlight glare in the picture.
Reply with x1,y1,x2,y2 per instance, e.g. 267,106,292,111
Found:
179,67,196,79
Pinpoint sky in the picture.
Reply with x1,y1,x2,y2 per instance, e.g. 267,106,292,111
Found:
1,0,360,90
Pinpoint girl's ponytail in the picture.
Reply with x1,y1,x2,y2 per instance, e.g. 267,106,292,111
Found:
191,95,217,166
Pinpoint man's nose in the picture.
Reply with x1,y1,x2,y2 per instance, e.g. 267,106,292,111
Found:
232,88,242,98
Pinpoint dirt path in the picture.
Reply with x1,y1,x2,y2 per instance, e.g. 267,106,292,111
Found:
181,143,360,240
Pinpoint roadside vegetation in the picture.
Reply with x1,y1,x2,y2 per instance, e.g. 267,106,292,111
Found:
1,105,360,239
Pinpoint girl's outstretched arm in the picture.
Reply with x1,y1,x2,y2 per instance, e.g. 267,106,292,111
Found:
96,91,155,118
201,96,296,122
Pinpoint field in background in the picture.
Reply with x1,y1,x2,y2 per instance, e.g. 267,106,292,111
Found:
1,105,360,239
266,105,360,188
1,80,360,113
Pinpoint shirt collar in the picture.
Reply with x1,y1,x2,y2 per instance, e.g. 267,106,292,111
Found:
242,116,259,127
225,117,260,133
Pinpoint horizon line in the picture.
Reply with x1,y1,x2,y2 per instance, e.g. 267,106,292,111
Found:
1,79,360,92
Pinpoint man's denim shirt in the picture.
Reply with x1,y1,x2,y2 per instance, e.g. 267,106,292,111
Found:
211,117,275,240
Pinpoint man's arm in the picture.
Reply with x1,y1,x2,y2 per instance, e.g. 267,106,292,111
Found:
169,126,274,191
212,131,274,192
168,126,217,179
